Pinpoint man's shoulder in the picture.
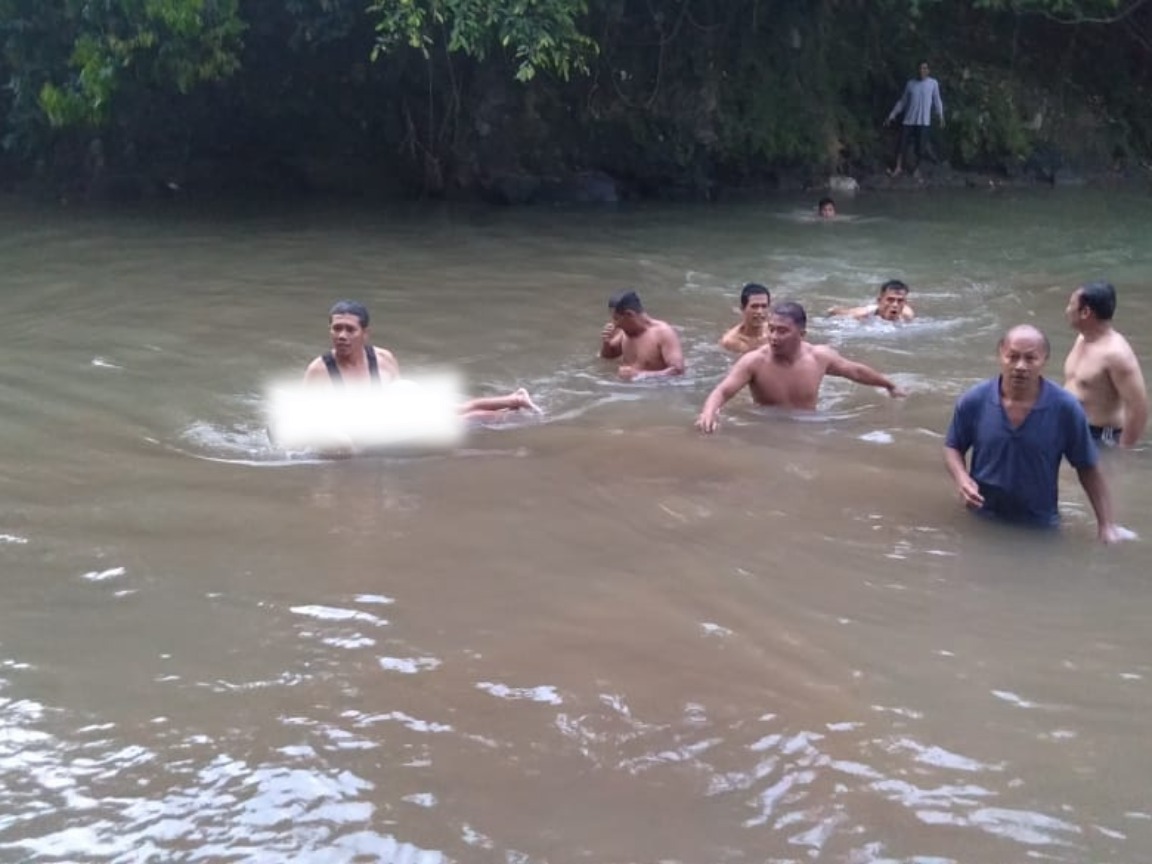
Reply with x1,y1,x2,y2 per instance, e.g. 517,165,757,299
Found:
1041,377,1088,414
957,377,997,404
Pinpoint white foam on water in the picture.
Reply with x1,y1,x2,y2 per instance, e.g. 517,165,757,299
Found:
289,605,388,626
475,682,563,705
81,566,125,582
378,657,442,675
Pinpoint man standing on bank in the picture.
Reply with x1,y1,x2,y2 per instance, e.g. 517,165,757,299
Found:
1062,280,1148,449
884,60,945,177
943,324,1125,542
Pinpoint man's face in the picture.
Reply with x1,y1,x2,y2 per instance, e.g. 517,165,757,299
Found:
1064,288,1086,327
998,332,1048,390
819,202,836,219
612,308,642,336
743,294,770,327
918,62,930,79
877,289,909,321
767,314,804,357
329,313,367,358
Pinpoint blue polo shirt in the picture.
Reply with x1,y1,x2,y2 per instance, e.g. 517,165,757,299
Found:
945,377,1098,527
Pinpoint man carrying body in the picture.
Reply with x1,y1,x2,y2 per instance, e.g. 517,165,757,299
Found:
696,301,906,432
720,283,771,355
884,60,945,177
1062,280,1148,449
305,299,538,420
944,324,1124,542
599,290,686,380
828,279,916,323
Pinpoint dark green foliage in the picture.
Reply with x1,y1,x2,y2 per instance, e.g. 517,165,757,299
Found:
1,0,1149,197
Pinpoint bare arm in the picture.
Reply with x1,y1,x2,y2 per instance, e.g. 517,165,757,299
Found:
933,80,945,125
372,347,400,381
1110,353,1148,448
599,322,624,359
719,324,745,354
1076,464,1121,543
943,445,984,509
902,304,916,322
825,350,906,396
827,305,873,320
696,357,755,433
304,357,330,384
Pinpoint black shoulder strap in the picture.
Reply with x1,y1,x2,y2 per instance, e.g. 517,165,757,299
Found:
365,346,380,382
322,351,342,385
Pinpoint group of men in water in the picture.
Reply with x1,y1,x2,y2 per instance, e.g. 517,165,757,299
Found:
306,278,1147,542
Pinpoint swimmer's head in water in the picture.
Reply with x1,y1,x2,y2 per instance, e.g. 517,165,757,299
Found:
740,283,771,325
328,301,371,358
329,299,370,328
818,197,836,219
876,280,910,321
1068,280,1116,325
609,290,646,334
767,301,807,358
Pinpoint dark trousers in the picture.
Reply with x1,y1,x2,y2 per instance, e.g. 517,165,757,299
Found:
896,124,937,168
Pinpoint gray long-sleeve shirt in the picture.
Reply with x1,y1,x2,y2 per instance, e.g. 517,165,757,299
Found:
888,77,944,127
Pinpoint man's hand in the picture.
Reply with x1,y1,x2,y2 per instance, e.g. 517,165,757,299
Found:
955,473,984,509
695,411,719,434
601,322,618,342
618,365,638,381
888,384,909,399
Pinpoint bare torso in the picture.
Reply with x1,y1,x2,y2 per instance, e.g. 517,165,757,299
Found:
745,344,834,409
1063,331,1133,428
622,320,677,370
721,323,769,354
305,346,400,385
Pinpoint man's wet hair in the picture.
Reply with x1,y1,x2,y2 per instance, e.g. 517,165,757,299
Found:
329,300,370,328
818,197,835,210
998,325,1051,359
770,300,807,330
740,282,771,308
879,279,910,296
609,290,644,314
1077,280,1116,321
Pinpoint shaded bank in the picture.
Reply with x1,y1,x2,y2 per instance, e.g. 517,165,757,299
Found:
2,1,1150,203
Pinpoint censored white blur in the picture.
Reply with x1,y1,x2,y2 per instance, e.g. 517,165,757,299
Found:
266,372,467,453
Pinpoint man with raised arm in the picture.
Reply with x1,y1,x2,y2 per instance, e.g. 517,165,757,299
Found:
599,290,686,381
720,283,771,355
828,279,917,323
944,324,1124,542
696,301,906,432
1062,280,1148,449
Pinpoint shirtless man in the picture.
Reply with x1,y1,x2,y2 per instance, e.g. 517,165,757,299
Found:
696,301,906,432
305,299,538,421
1062,280,1148,448
720,283,771,355
828,279,916,322
599,290,686,380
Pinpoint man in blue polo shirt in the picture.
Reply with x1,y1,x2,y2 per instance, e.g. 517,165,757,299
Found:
943,324,1124,542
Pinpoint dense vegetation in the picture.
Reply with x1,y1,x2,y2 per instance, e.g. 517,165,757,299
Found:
1,0,1149,200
